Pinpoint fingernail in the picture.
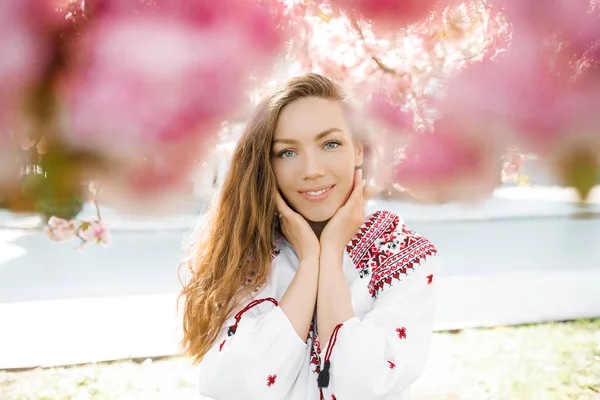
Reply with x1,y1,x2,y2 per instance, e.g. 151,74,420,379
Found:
358,169,363,179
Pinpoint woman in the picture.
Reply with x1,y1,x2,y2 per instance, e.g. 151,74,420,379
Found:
180,73,440,400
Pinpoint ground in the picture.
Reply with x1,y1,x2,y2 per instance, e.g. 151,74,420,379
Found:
1,319,598,400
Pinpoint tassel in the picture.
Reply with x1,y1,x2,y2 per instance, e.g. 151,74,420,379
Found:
317,360,331,388
227,298,278,338
227,325,237,336
317,323,343,389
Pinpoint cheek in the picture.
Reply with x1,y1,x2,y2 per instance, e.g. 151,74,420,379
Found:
272,160,295,190
328,152,356,183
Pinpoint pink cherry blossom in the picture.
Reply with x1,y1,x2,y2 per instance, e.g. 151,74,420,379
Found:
491,0,598,53
434,21,600,199
331,0,444,26
393,122,502,203
45,217,78,242
92,139,203,213
501,152,526,183
1,0,59,193
46,215,112,246
439,37,600,155
62,0,282,149
369,94,414,131
77,217,111,245
285,0,505,133
0,0,56,133
58,0,284,203
273,1,508,202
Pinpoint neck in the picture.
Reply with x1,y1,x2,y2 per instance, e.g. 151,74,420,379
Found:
308,219,329,240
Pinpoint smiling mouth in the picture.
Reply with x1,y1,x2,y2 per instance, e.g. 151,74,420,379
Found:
298,185,334,202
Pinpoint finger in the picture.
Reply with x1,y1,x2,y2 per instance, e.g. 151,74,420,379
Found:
339,171,361,209
274,191,293,217
354,168,362,186
349,170,365,202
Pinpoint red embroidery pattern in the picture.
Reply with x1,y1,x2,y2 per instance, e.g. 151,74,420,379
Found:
331,395,337,400
396,327,407,339
346,211,396,279
266,374,277,387
345,210,438,297
368,220,438,297
219,339,226,352
427,274,434,284
388,361,396,369
307,320,322,374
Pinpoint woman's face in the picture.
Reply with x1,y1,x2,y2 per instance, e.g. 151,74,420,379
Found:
271,97,363,222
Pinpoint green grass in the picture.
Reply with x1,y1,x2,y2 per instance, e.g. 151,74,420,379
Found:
1,319,599,400
412,319,600,400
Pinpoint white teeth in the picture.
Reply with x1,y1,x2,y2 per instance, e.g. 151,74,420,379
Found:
306,188,329,196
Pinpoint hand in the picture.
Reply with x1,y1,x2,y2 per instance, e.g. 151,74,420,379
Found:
320,169,366,256
275,191,321,262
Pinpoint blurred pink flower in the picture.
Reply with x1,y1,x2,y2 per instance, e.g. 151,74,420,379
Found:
393,123,502,203
438,42,600,157
58,0,284,204
62,0,282,147
331,0,442,26
501,152,525,183
0,0,55,131
434,15,600,200
491,0,598,53
0,132,17,188
0,0,59,192
369,94,414,131
284,0,502,139
436,56,550,149
45,217,78,242
78,217,111,245
83,134,205,213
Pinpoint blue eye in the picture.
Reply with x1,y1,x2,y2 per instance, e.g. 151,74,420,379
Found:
278,149,296,158
323,140,341,150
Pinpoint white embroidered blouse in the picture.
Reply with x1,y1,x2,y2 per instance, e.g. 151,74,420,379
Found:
197,210,441,400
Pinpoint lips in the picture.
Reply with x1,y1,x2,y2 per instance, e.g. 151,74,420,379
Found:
298,185,335,202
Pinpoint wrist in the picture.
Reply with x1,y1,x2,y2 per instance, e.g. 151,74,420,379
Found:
319,243,344,259
319,248,344,271
298,252,320,265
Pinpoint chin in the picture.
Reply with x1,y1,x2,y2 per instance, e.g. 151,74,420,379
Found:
305,215,330,223
302,209,336,223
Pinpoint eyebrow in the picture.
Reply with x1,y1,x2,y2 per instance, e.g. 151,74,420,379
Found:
272,127,342,145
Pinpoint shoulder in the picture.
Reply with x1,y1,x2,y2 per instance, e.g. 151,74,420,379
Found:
240,234,289,294
345,210,400,263
347,210,440,298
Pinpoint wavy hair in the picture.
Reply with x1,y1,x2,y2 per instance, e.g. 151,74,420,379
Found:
179,73,367,363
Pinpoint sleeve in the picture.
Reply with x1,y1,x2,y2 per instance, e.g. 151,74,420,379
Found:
320,220,441,400
197,296,309,400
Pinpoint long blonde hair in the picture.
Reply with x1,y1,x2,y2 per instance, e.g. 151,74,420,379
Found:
179,73,362,363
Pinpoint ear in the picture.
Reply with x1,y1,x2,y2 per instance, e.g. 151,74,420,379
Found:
353,140,364,168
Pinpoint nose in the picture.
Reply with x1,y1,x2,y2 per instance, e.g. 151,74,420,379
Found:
302,150,325,180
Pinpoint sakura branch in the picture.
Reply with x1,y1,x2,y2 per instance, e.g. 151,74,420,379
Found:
45,216,111,250
2,0,600,243
280,0,599,201
44,181,111,250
